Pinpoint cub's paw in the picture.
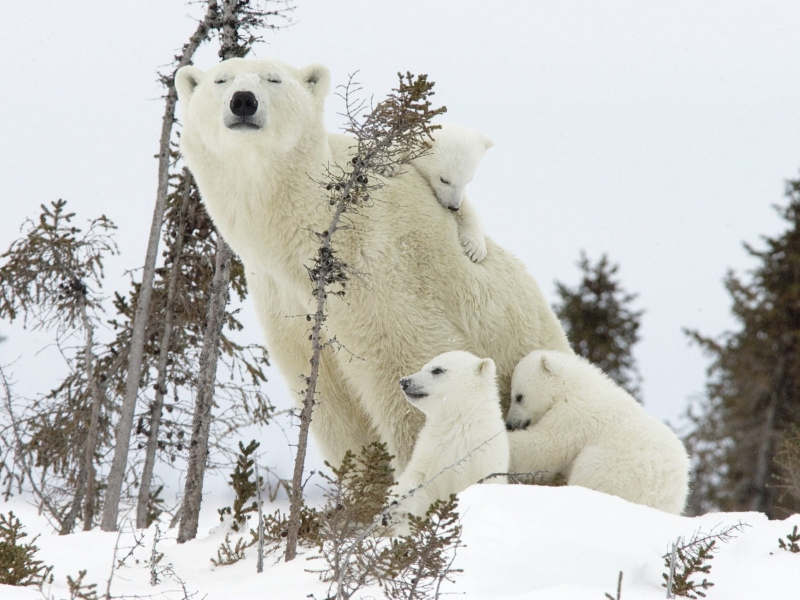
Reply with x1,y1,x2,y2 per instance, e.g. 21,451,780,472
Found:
460,232,488,263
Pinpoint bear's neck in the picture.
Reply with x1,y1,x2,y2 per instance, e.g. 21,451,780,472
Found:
190,130,336,286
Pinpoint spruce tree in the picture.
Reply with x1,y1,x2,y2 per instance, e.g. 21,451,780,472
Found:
685,175,800,517
553,252,644,399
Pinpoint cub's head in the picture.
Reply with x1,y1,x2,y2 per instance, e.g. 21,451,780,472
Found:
399,351,497,417
175,58,330,160
413,123,494,211
506,351,566,431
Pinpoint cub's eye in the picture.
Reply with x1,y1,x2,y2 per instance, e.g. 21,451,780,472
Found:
267,77,282,84
431,367,445,376
515,394,523,403
214,78,228,85
439,177,451,185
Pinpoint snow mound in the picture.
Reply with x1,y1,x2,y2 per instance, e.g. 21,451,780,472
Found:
1,484,799,599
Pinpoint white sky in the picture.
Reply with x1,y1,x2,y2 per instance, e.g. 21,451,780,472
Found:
1,0,799,451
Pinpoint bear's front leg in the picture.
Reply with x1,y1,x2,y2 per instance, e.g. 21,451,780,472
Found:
246,270,380,467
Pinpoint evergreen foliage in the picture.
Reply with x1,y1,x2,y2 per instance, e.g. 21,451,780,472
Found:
0,0,287,536
211,440,264,566
315,442,462,600
0,191,273,532
663,539,715,598
0,199,117,332
260,504,322,548
210,532,250,567
553,251,644,399
684,177,800,517
661,523,746,599
217,439,261,532
144,485,165,529
778,525,800,553
378,496,463,600
66,569,99,600
773,424,800,512
0,511,53,587
0,200,118,532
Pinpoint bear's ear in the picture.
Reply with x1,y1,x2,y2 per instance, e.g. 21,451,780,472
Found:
300,64,331,100
476,358,496,379
479,133,495,151
175,66,204,104
540,354,558,376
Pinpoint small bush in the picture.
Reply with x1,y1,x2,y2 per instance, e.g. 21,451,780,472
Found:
66,569,98,600
662,522,747,599
316,442,463,600
778,525,800,553
774,425,800,515
0,511,53,587
260,505,322,548
217,440,261,532
211,532,250,567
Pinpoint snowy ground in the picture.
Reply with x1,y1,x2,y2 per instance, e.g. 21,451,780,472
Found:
2,485,799,600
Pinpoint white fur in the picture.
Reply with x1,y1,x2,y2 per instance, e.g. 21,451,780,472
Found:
392,351,509,523
384,123,493,262
506,350,690,514
176,58,572,470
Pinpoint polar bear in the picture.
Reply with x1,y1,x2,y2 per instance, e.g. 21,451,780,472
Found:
175,58,572,470
387,123,493,263
506,350,690,514
392,351,508,522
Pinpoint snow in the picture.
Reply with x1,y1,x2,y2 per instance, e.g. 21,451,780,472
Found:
2,485,798,599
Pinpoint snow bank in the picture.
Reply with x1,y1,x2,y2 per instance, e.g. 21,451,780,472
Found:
2,484,798,599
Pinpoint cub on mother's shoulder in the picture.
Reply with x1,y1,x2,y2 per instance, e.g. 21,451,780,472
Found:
412,123,493,263
380,123,493,263
506,350,689,514
391,351,509,527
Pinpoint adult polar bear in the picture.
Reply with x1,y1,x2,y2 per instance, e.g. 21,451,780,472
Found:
176,58,571,468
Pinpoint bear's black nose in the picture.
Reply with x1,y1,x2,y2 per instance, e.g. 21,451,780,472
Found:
399,377,411,390
230,91,258,117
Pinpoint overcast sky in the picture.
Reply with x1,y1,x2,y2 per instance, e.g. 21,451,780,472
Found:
2,1,799,474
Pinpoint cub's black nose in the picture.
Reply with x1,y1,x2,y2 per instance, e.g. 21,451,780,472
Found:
399,377,411,390
230,91,258,117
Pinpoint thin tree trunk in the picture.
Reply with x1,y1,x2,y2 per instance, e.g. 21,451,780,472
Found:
60,301,102,534
81,304,103,531
749,393,778,514
135,174,193,529
101,1,219,532
177,237,232,543
285,203,348,562
176,0,239,545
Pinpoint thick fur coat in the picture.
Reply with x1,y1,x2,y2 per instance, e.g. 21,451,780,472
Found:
506,350,690,514
175,58,571,468
393,351,509,520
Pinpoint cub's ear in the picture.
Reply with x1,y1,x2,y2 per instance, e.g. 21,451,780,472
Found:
479,133,495,151
477,358,496,378
300,64,331,99
175,66,204,104
540,354,558,376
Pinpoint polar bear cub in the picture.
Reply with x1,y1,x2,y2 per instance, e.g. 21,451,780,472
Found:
386,123,493,263
392,351,509,523
506,350,690,514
